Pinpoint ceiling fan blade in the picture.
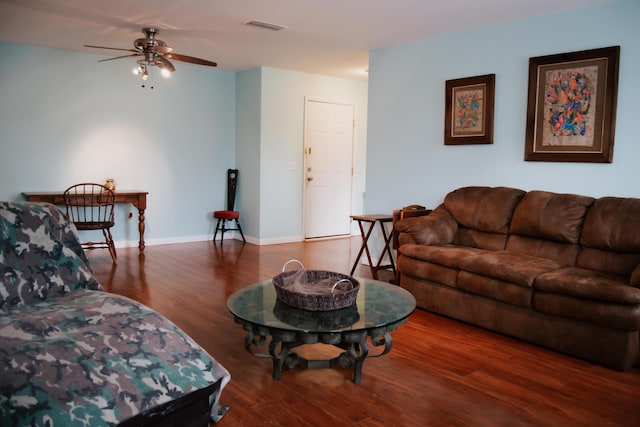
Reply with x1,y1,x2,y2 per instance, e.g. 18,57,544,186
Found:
155,56,175,72
166,53,217,67
97,53,142,63
84,44,139,53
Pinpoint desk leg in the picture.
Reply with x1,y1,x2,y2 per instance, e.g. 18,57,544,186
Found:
350,220,377,278
137,208,146,251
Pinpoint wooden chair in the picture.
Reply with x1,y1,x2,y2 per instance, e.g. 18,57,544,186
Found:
213,169,246,243
63,183,117,262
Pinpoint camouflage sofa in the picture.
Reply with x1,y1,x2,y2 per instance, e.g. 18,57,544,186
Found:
0,201,231,426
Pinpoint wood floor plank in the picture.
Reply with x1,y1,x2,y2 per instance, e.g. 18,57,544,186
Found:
86,238,640,427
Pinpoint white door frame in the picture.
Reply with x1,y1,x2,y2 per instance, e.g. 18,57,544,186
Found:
303,97,355,239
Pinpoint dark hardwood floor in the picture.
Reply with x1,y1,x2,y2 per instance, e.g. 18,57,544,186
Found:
87,238,640,427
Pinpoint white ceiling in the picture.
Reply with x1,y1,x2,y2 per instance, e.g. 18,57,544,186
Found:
0,0,612,81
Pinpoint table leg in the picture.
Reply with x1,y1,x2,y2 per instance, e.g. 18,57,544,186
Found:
350,219,377,277
346,340,369,384
268,339,291,381
377,222,396,274
238,321,400,384
137,208,146,251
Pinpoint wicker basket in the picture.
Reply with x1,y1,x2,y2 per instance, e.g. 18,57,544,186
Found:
272,260,359,311
273,300,360,329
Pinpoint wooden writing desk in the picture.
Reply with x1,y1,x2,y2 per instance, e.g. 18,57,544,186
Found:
22,190,149,251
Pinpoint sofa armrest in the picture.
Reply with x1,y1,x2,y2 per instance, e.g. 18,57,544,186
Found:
395,205,457,247
631,264,640,288
392,205,432,249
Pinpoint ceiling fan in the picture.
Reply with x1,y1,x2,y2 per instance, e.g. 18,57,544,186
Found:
84,27,217,81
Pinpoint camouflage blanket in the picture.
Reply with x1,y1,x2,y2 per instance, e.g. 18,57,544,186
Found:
0,290,230,426
0,201,230,426
0,201,102,309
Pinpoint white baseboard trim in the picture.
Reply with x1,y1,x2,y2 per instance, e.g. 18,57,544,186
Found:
113,233,317,248
114,234,212,248
255,235,304,245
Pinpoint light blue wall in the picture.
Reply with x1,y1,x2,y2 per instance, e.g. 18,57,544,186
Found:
248,67,368,243
0,44,367,245
366,0,640,213
236,68,262,239
0,43,236,246
259,67,368,242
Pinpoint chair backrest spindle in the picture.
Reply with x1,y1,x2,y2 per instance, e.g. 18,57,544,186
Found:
227,169,239,212
63,183,117,262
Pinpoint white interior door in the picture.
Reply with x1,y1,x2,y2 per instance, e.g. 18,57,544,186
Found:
304,100,354,239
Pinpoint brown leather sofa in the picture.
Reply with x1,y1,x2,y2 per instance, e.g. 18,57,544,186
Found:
395,186,640,370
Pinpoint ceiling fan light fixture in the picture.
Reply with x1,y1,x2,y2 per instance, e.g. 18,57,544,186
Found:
133,64,143,76
246,20,287,31
85,27,217,82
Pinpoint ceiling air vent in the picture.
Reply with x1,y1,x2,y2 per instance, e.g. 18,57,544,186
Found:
245,20,287,31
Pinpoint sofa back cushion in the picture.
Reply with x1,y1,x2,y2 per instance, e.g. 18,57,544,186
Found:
444,186,525,250
577,197,640,281
506,191,594,265
0,201,102,309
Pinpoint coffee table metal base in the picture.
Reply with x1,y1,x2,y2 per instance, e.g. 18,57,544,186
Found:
237,321,403,384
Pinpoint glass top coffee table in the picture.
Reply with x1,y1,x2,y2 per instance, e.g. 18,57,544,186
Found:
227,277,416,383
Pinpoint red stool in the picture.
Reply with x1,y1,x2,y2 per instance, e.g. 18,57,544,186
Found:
214,169,246,243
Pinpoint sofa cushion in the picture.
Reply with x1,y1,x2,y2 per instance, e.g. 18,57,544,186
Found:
398,255,458,288
400,244,487,268
632,264,640,288
457,271,534,308
504,235,580,266
398,244,488,287
578,197,640,279
444,186,526,234
533,292,640,331
459,251,568,288
509,190,594,244
534,267,640,305
0,201,102,308
533,265,640,331
581,197,640,250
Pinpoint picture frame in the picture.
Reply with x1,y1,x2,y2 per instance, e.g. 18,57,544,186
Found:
444,73,495,145
524,46,620,162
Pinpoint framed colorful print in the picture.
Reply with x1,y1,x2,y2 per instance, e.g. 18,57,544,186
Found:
524,46,620,162
444,73,495,145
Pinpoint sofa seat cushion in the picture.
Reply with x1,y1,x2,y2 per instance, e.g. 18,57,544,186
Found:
398,244,488,288
459,251,568,288
457,271,534,308
533,267,640,330
533,292,640,330
400,244,488,268
534,267,640,304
